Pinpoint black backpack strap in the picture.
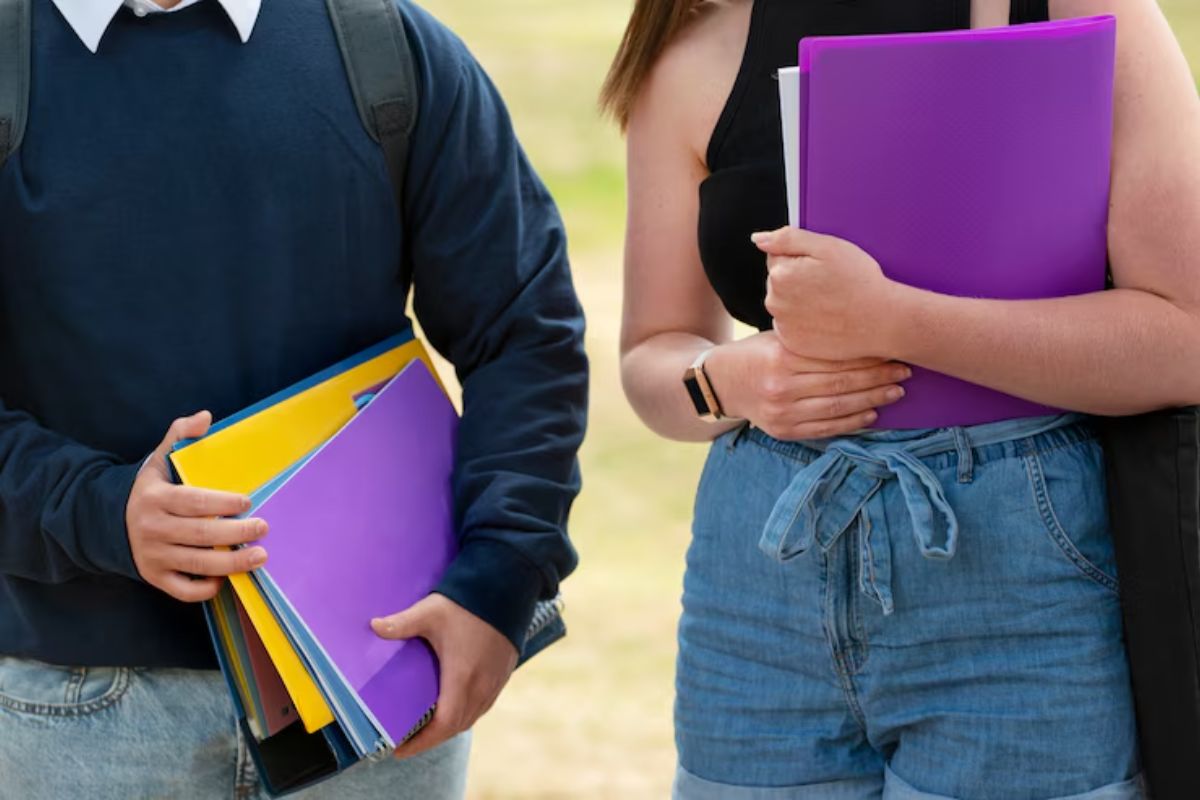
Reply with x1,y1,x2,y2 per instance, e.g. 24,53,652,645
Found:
0,0,31,168
1010,0,1050,25
326,0,419,226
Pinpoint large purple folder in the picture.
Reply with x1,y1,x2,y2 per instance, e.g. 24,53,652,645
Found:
794,17,1116,428
250,361,458,746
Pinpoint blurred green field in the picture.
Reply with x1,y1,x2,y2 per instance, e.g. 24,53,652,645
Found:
415,2,1200,797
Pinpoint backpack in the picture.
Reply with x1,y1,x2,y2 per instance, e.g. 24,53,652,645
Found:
0,0,418,226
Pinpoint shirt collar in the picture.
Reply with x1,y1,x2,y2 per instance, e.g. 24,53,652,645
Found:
51,0,262,54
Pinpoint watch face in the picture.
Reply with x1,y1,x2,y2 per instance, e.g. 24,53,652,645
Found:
683,371,711,416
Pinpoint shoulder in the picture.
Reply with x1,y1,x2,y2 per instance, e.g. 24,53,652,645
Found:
395,2,480,96
628,0,753,165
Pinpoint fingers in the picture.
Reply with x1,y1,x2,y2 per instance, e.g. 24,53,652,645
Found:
393,694,465,759
781,409,882,441
781,352,894,374
797,362,912,398
751,226,841,257
754,384,901,440
156,544,267,578
158,572,223,604
394,655,478,760
160,484,253,519
165,516,267,548
790,384,905,423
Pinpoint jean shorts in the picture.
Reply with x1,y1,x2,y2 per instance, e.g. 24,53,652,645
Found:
674,414,1143,799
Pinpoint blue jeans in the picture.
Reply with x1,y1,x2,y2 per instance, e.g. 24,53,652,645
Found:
0,658,469,799
675,414,1143,799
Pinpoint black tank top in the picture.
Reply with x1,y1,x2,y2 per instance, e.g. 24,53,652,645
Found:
698,0,1051,331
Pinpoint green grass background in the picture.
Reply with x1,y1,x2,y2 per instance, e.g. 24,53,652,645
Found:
414,2,1200,797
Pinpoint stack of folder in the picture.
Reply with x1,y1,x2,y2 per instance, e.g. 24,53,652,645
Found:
168,331,565,796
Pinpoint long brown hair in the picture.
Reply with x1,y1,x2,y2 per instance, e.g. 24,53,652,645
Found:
600,0,705,130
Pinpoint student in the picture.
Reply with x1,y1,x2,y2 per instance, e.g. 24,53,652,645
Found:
605,0,1199,797
0,1,587,797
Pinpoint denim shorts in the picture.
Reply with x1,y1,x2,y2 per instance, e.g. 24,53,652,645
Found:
674,414,1143,799
0,658,470,799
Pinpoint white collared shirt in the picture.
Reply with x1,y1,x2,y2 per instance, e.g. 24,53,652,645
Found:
51,0,262,53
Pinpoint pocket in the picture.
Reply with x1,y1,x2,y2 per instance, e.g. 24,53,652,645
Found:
1024,438,1120,594
0,656,130,717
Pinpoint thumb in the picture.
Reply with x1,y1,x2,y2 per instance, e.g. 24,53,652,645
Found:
752,226,833,257
165,411,213,447
371,601,433,641
146,411,213,478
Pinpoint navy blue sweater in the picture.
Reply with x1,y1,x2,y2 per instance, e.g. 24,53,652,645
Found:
0,0,586,667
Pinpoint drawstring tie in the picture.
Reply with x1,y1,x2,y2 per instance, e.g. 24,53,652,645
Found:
759,439,959,615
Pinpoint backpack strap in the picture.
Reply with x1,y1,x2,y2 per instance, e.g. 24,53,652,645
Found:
325,0,419,226
0,0,31,168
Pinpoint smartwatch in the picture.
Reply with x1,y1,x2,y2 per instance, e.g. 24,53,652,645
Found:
683,348,725,421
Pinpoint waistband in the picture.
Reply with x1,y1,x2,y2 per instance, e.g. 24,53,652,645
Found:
740,413,1092,471
751,413,1091,616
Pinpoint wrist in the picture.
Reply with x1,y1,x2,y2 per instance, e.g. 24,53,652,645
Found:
700,344,743,421
682,347,725,421
873,280,923,361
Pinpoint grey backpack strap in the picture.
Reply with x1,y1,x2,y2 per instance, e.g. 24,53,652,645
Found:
326,0,419,226
0,0,31,167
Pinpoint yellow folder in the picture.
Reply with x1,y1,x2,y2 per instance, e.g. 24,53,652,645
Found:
171,337,435,733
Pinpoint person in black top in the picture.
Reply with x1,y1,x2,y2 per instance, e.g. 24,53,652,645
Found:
603,0,1200,797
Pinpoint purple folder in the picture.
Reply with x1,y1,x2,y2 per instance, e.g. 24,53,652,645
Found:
250,361,458,746
795,16,1116,428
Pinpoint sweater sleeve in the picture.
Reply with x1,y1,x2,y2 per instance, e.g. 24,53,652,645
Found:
398,3,588,654
0,400,143,584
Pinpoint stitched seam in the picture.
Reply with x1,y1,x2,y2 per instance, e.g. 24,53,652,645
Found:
66,667,84,705
0,667,130,717
846,520,870,672
821,553,869,732
1024,453,1119,594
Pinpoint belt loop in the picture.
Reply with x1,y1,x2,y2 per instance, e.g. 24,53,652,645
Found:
952,427,975,484
728,422,750,453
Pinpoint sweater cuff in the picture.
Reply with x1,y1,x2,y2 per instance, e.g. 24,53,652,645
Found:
435,538,546,654
82,463,143,581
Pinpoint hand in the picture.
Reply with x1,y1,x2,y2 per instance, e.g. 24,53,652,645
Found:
705,331,911,440
372,593,518,760
126,411,268,602
753,226,904,361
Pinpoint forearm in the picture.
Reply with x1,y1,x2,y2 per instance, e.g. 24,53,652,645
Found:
0,403,140,583
889,283,1200,415
621,332,741,443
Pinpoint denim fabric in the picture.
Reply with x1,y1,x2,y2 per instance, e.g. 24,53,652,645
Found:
675,415,1142,799
0,659,469,799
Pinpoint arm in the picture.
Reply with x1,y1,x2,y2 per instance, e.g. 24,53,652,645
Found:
759,0,1200,416
0,400,281,599
0,402,142,583
370,4,587,757
400,14,587,659
619,25,741,443
622,7,910,443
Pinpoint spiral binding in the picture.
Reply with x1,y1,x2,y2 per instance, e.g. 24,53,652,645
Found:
393,594,564,747
399,704,436,744
527,594,564,640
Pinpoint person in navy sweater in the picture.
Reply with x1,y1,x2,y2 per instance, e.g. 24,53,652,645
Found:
0,0,587,796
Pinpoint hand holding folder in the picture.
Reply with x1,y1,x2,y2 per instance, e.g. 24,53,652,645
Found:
170,332,566,797
777,16,1117,428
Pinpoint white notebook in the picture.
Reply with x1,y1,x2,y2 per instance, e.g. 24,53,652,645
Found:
777,65,801,227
